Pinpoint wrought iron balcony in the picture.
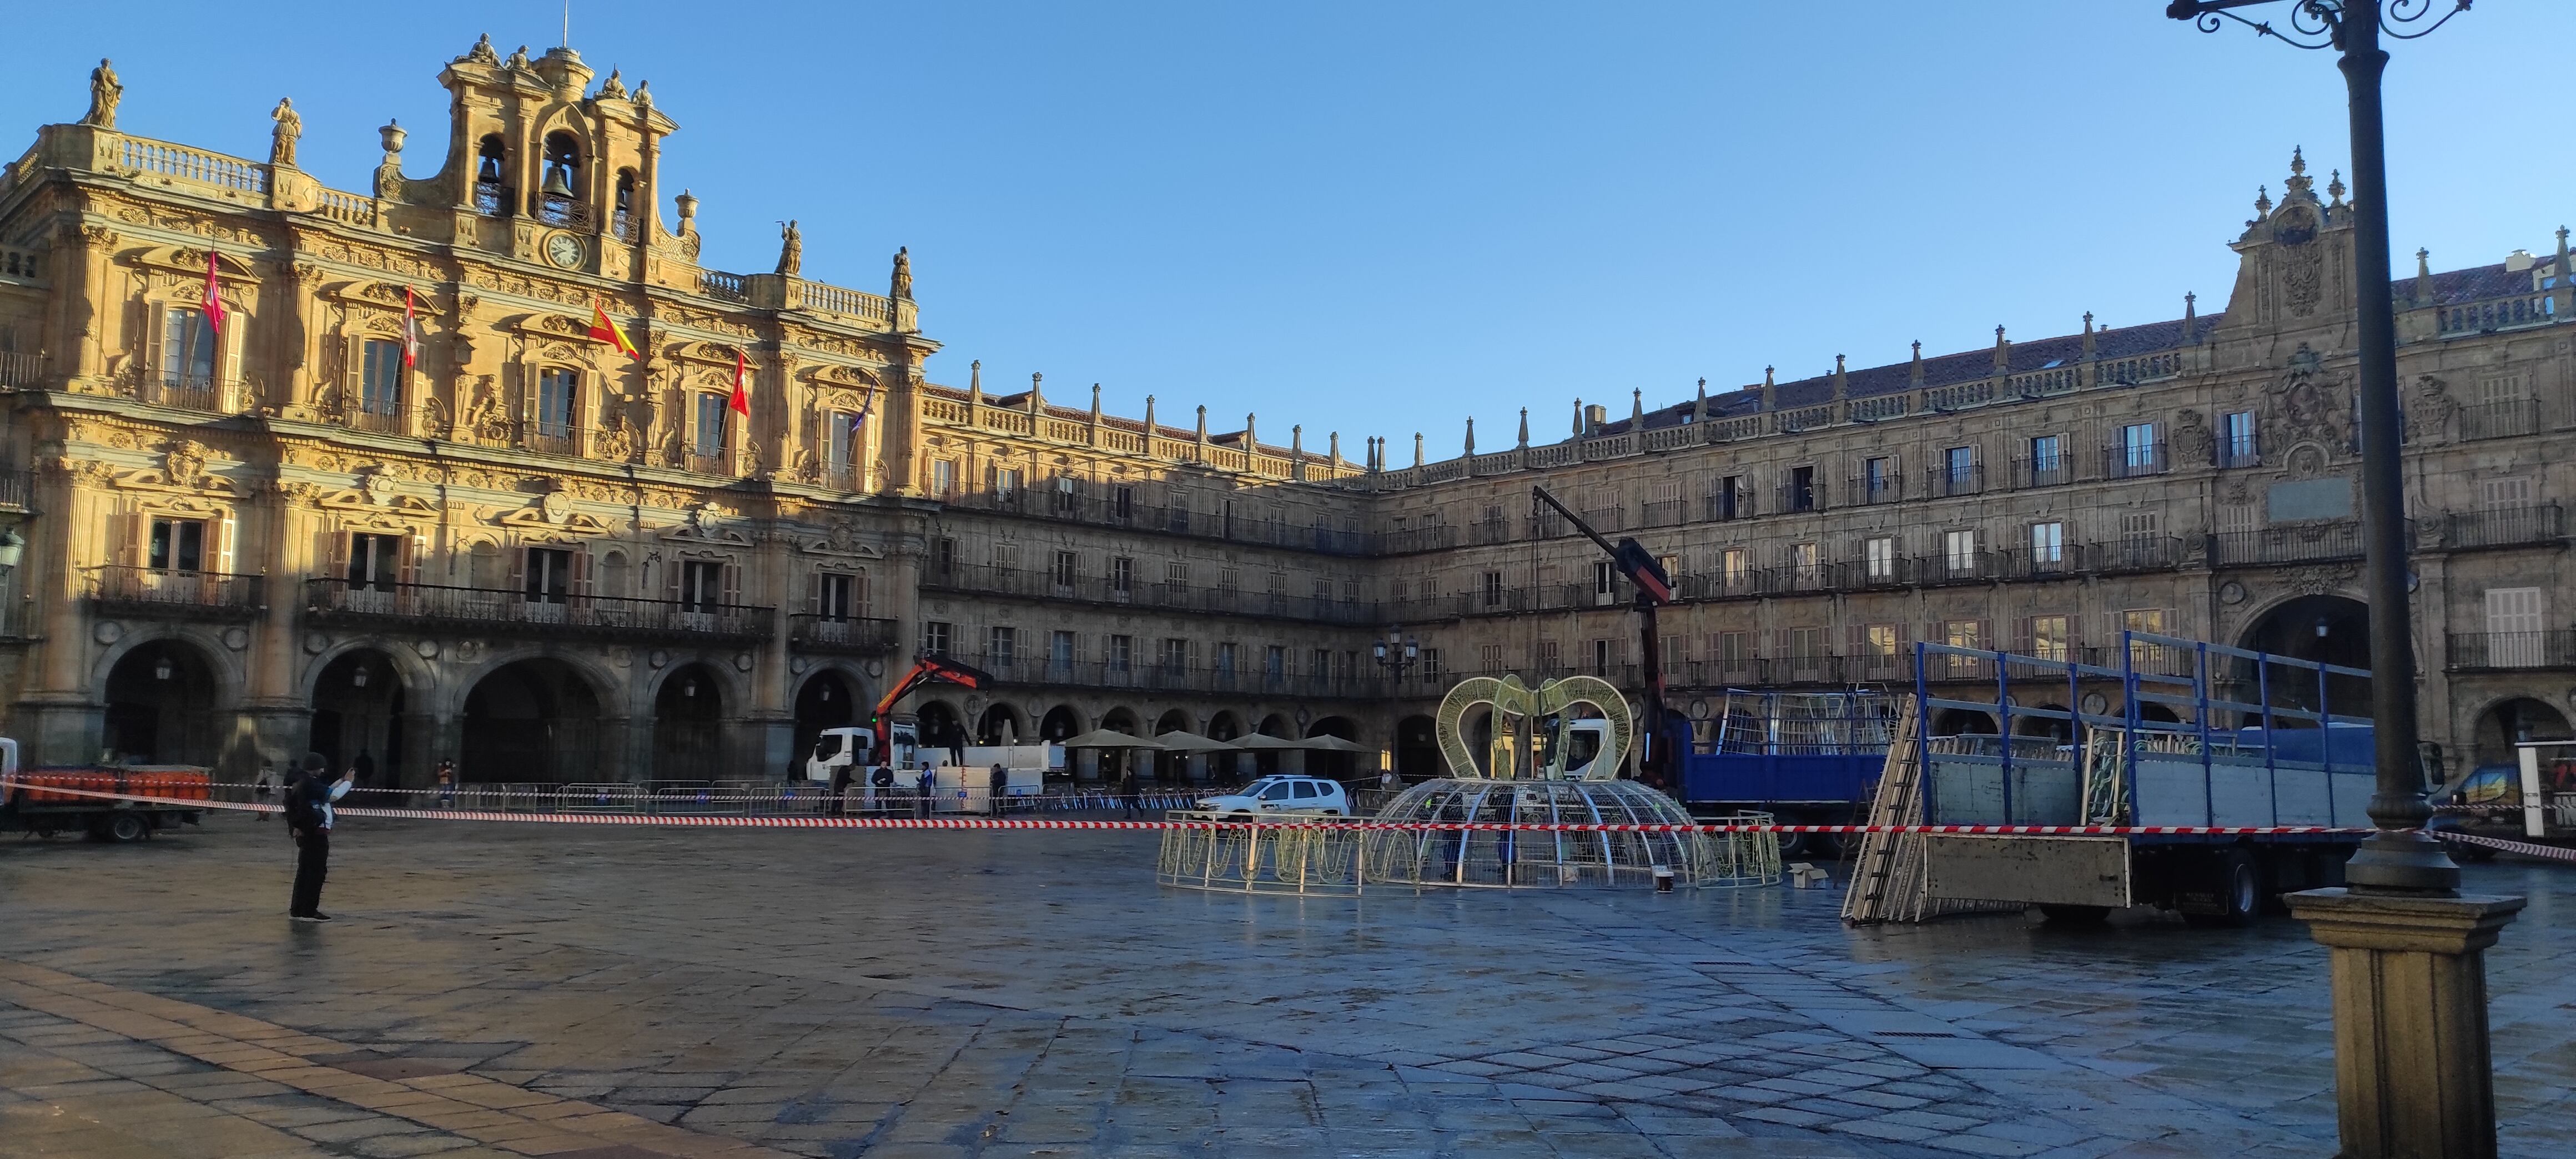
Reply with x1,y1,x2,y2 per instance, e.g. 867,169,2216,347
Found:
980,657,1387,699
88,566,264,620
2011,456,2073,488
304,577,772,643
2093,537,2186,574
2446,630,2576,672
788,613,899,654
2439,504,2564,551
2211,524,2364,567
2101,441,2169,480
0,468,28,510
1925,462,1985,498
140,372,238,415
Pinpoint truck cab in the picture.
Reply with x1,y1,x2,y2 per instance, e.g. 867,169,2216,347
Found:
1538,717,1617,780
803,719,922,783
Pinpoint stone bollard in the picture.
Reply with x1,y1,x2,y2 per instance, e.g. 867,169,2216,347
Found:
2285,888,2527,1159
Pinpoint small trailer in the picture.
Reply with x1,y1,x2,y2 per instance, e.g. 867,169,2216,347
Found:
1846,632,2375,926
0,739,212,841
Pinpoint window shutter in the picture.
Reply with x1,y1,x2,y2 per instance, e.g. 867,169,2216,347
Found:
325,528,349,583
113,505,138,567
403,532,426,593
223,315,244,409
806,568,819,614
143,306,165,389
572,547,593,597
508,545,527,597
856,571,873,618
216,511,237,576
722,560,743,607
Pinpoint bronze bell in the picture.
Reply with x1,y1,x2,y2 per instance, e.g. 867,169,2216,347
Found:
540,163,574,199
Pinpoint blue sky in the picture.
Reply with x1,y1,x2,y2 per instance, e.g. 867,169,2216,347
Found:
8,2,2566,452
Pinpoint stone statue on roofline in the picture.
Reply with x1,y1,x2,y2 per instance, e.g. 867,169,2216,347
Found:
776,219,802,277
81,59,122,128
890,246,913,300
269,98,301,168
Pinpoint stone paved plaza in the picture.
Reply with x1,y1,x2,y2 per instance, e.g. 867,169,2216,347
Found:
0,816,2569,1158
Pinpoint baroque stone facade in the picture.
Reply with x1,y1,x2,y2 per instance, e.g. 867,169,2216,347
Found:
0,47,2567,787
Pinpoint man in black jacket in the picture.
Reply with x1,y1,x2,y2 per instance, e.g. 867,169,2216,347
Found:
285,753,351,921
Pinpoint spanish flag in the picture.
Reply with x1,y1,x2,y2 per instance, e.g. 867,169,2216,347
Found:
588,301,640,360
729,350,751,417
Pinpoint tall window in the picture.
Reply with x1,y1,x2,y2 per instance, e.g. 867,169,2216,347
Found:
149,517,206,572
827,411,862,472
524,547,573,604
1215,642,1238,676
2029,615,2070,662
1113,484,1135,520
994,467,1021,504
2027,434,2064,485
1715,474,1745,521
1109,634,1134,673
2220,411,2257,465
2030,521,2064,564
679,560,724,613
1168,639,1195,675
1110,556,1134,596
1263,644,1285,678
360,340,404,415
693,392,728,459
2120,422,2160,471
1788,465,1817,511
1865,624,1901,660
1051,550,1078,589
1789,542,1819,584
348,533,401,592
536,369,579,439
818,572,857,621
1050,629,1076,670
1865,536,1896,581
1482,570,1505,607
2486,589,2545,667
1864,456,1894,501
162,308,218,386
1051,475,1078,513
988,626,1018,668
1944,446,1976,493
923,621,952,656
931,459,956,497
1945,529,1978,575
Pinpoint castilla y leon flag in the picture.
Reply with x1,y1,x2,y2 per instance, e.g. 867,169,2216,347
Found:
202,250,225,334
401,287,422,367
729,350,751,416
588,300,640,360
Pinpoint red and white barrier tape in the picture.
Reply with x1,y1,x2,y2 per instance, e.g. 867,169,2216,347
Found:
2431,829,2576,863
6,783,2382,837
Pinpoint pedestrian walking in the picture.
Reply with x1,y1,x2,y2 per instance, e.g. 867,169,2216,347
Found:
286,753,351,922
253,759,280,822
435,759,456,808
1119,767,1143,819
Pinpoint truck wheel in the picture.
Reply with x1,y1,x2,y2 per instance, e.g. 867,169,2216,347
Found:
1774,829,1810,858
2037,904,2110,925
2186,849,2261,928
104,811,148,844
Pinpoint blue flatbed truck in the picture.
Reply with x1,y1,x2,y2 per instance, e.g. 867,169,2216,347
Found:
1892,632,2374,925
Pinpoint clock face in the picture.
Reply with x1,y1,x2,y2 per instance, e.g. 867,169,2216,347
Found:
545,232,584,269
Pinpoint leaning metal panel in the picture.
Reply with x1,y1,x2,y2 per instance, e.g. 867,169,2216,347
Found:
1360,779,1779,889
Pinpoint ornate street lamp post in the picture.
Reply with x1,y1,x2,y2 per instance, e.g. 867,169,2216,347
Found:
2169,0,2469,891
2169,8,2524,1157
1371,633,1420,684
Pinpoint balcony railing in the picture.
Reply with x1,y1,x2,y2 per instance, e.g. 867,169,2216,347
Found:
1640,498,1687,527
0,468,28,510
2447,630,2576,671
1926,463,1984,498
2458,398,2542,441
1996,548,2080,582
2094,537,2185,573
2011,457,2072,488
788,614,899,653
922,562,1377,623
473,180,512,216
1705,491,1754,522
526,423,587,458
1844,556,1916,589
982,658,1389,699
2214,439,2261,468
2441,505,2564,551
2212,524,2363,567
304,578,772,641
1853,474,1901,505
1775,480,1825,513
2102,441,2169,480
142,372,234,414
88,566,264,618
1919,552,1996,586
0,350,46,388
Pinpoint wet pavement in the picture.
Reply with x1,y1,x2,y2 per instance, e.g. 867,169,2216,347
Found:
1,814,2568,1158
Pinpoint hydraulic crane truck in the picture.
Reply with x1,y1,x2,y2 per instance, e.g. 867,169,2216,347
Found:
1528,486,1688,792
804,654,994,786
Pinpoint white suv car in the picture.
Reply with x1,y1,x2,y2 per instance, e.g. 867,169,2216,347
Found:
1198,775,1350,816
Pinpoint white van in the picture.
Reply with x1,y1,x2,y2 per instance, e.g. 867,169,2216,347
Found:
1197,775,1350,816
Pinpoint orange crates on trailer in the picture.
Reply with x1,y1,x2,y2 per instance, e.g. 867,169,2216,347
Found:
11,767,213,804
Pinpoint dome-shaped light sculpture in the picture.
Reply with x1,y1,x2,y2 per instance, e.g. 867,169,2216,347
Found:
1362,777,1775,889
